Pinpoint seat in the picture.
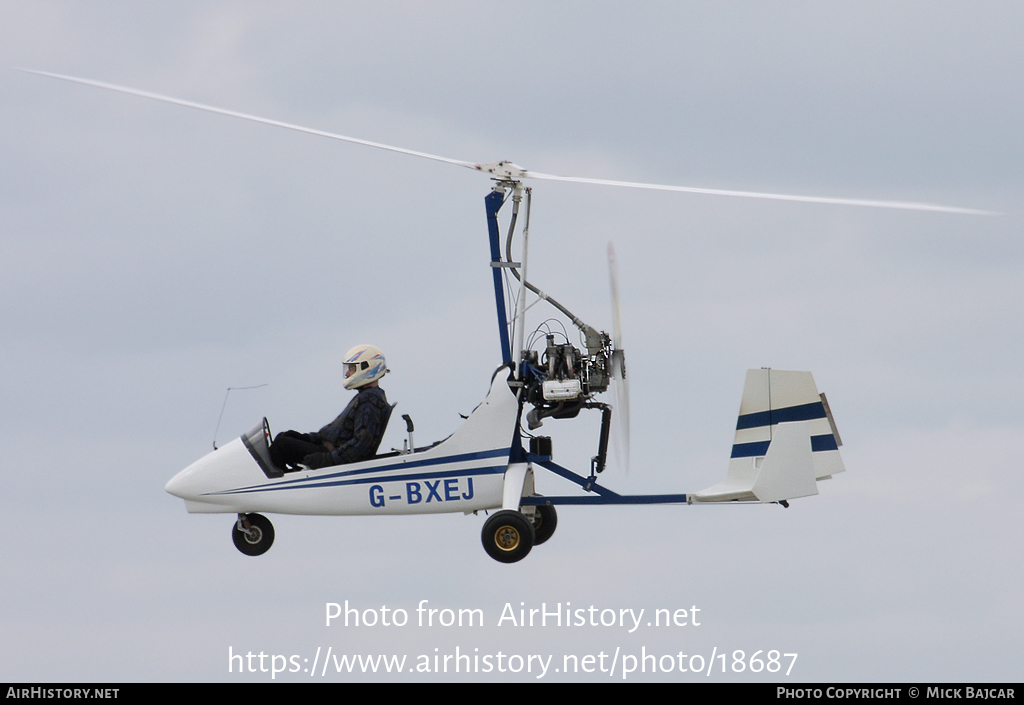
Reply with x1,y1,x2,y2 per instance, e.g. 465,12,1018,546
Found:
369,403,397,457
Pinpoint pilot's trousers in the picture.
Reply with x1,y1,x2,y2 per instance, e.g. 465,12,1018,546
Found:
269,431,326,470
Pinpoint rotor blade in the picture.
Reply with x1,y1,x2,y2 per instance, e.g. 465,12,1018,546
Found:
20,69,479,171
527,171,1000,216
23,69,998,215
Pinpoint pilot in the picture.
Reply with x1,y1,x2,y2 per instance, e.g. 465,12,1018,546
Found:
270,344,390,471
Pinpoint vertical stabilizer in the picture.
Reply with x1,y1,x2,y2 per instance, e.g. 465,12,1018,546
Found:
731,369,844,481
692,369,844,504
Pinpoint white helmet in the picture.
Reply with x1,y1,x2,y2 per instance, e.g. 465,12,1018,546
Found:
343,344,387,390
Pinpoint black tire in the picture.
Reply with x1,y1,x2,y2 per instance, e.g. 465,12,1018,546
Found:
529,503,557,546
232,513,275,556
482,510,535,563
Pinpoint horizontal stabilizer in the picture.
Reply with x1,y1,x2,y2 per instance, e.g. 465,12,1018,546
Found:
751,422,818,502
692,421,818,503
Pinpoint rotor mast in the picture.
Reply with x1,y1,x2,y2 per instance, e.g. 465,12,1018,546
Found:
485,178,536,376
487,179,607,377
512,185,531,376
485,187,513,366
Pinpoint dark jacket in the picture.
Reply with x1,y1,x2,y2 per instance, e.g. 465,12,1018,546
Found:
310,386,389,464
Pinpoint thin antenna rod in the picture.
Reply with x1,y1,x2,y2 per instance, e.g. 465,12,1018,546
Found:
213,384,269,450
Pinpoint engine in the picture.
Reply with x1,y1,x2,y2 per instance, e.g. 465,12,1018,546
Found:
520,331,616,430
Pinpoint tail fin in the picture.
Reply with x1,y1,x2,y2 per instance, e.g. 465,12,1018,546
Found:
692,369,844,504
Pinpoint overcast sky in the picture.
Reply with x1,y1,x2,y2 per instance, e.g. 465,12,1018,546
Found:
2,1,1021,683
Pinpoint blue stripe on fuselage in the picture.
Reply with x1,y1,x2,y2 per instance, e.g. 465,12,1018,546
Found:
207,447,512,496
212,464,508,496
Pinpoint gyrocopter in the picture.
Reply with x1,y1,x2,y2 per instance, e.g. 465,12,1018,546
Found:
24,69,994,563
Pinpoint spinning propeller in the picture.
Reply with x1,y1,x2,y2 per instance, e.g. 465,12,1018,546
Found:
607,243,630,473
21,69,999,216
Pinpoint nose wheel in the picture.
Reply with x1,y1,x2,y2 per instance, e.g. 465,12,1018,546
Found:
232,513,275,556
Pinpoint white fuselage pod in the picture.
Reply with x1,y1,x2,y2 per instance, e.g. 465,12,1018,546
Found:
165,373,519,516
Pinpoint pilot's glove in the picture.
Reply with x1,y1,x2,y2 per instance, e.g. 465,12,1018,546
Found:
302,452,333,469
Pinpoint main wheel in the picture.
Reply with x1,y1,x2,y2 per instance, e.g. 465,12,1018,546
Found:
232,513,275,556
482,510,535,563
529,503,557,546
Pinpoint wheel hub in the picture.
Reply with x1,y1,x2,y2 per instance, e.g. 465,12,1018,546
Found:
494,525,521,551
